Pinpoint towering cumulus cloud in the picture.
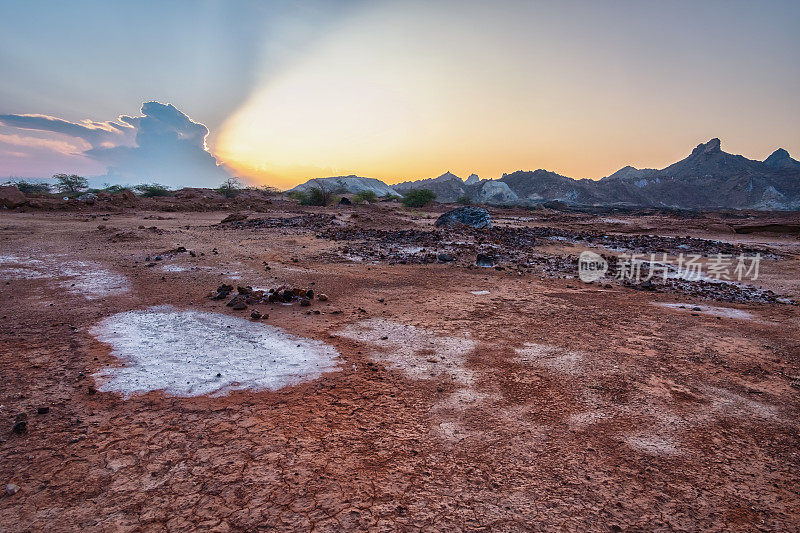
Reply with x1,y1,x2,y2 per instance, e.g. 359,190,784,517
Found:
0,102,230,187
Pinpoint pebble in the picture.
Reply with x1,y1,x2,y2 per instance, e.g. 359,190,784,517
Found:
6,484,19,496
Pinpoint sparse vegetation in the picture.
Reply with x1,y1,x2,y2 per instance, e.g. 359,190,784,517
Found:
134,183,173,197
247,185,280,196
53,174,88,194
456,195,472,205
401,189,436,208
353,190,377,204
12,180,50,194
217,177,243,199
303,186,332,206
287,190,308,203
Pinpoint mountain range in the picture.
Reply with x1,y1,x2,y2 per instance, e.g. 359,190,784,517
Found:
287,139,800,210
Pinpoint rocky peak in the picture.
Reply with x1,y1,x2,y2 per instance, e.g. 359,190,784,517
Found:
464,173,480,185
434,171,461,182
764,148,800,170
690,138,722,157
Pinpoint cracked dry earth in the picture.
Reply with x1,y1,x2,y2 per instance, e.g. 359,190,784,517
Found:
1,206,800,531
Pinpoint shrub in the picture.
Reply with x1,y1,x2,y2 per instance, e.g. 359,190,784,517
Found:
353,190,377,204
134,183,173,197
302,186,332,206
287,190,307,202
217,177,242,199
53,174,88,194
401,189,436,208
456,196,472,205
12,180,50,194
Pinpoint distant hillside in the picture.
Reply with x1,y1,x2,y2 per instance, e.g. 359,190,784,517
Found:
288,139,800,210
286,175,400,197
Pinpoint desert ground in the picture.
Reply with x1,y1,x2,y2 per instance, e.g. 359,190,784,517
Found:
1,197,799,531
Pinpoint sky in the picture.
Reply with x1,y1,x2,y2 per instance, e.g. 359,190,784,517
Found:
1,0,798,189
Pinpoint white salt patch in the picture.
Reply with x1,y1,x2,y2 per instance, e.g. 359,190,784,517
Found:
514,343,585,375
470,290,490,295
335,318,476,385
91,306,340,397
161,264,188,272
59,260,129,299
655,302,754,320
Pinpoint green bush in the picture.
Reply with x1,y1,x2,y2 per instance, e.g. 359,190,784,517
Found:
134,183,173,197
302,187,331,206
456,196,472,205
353,190,377,204
401,189,436,208
53,174,88,194
12,180,50,194
287,190,308,203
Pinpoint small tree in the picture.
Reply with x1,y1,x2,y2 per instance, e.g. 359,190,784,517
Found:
13,180,50,194
217,177,243,199
401,189,436,208
456,196,472,205
353,190,377,204
134,183,173,197
53,174,88,194
287,190,308,203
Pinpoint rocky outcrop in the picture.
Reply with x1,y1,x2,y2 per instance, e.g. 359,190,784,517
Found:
287,176,399,197
473,181,519,205
0,185,28,209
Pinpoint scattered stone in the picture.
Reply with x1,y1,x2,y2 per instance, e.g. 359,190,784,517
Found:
437,253,456,262
5,484,19,496
300,298,311,307
250,310,262,320
37,406,49,415
11,421,26,434
212,284,234,300
435,206,492,229
317,294,329,301
77,192,98,204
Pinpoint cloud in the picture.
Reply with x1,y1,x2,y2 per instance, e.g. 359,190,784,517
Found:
0,102,230,187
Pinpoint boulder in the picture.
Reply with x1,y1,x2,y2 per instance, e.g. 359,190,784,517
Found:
0,185,28,209
435,206,492,229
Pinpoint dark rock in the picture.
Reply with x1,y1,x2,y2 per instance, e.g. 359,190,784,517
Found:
300,298,311,307
250,310,262,320
317,294,329,301
476,254,495,267
37,407,49,415
437,253,456,262
212,284,234,300
339,197,352,205
227,295,248,310
11,421,26,434
435,206,492,229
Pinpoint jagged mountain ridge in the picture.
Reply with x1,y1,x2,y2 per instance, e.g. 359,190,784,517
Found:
287,139,800,210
